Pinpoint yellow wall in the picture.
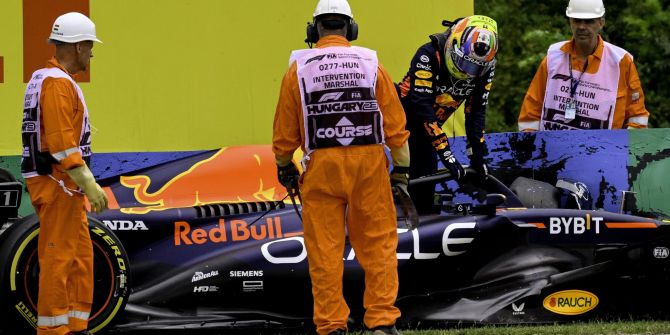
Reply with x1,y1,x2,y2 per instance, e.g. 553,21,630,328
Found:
0,0,472,155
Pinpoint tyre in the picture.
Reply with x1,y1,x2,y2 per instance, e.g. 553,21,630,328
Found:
0,214,130,334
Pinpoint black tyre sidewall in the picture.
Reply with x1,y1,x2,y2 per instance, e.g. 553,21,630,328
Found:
0,214,130,333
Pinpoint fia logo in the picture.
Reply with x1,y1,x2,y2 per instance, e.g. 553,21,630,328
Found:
653,247,669,259
512,302,525,315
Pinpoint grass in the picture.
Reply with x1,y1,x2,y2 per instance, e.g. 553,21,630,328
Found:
110,321,670,335
393,321,670,335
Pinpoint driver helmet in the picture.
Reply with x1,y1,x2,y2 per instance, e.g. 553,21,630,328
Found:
445,15,498,79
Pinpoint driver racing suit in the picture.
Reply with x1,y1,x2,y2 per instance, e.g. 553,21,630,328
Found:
397,32,494,214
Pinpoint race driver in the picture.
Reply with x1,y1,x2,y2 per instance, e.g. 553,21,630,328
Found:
21,12,108,335
397,15,498,214
272,0,410,334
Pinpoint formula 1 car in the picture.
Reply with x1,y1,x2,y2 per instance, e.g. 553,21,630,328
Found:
1,145,669,334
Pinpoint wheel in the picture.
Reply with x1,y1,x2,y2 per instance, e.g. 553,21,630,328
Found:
0,214,130,333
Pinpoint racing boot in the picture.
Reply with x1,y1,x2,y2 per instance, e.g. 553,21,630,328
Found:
372,325,401,335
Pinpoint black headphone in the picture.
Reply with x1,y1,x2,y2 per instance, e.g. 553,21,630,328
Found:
305,17,358,46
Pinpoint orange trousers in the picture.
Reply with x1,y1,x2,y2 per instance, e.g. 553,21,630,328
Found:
300,145,401,335
26,169,93,335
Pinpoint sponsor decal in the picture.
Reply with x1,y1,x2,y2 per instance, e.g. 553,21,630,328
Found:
543,290,598,315
316,117,373,146
174,217,287,246
416,62,431,71
318,92,344,102
420,55,430,63
119,147,282,214
305,54,326,64
485,82,492,91
549,214,603,234
462,54,488,66
193,286,219,293
654,247,669,259
414,79,432,88
260,222,477,264
512,302,525,316
15,301,37,328
414,70,432,79
192,270,219,282
102,220,148,231
551,73,572,81
90,226,127,272
230,270,263,277
413,87,433,94
243,280,264,292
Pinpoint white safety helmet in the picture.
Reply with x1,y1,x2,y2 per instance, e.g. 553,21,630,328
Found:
566,0,605,19
313,0,353,19
49,12,102,44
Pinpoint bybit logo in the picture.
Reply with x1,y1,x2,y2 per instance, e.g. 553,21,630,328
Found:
549,214,603,234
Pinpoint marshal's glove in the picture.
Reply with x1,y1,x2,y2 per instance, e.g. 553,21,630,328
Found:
276,161,300,192
65,165,108,214
390,166,410,186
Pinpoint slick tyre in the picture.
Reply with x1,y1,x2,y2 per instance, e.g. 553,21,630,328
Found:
0,214,130,334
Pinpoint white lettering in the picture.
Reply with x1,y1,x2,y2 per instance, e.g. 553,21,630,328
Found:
442,222,476,256
573,217,585,234
103,220,149,231
550,217,561,234
261,236,307,264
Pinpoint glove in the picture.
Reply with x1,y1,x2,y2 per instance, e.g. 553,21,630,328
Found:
470,156,489,181
65,165,108,214
437,148,466,181
390,166,410,186
467,140,489,182
276,161,300,191
424,121,465,181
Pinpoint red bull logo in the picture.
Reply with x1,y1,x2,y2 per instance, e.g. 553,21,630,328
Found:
119,146,293,214
175,217,302,246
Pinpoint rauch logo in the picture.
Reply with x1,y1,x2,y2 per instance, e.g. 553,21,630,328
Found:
543,290,599,315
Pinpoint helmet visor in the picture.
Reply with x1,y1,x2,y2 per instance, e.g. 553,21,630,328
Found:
450,47,493,78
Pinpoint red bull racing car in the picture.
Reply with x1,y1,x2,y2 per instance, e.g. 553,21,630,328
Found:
0,144,669,334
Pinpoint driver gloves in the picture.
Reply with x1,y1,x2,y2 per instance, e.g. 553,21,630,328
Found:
438,147,466,181
425,121,465,181
467,141,489,181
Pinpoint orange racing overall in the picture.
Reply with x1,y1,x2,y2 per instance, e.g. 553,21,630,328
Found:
21,58,94,335
273,35,409,334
